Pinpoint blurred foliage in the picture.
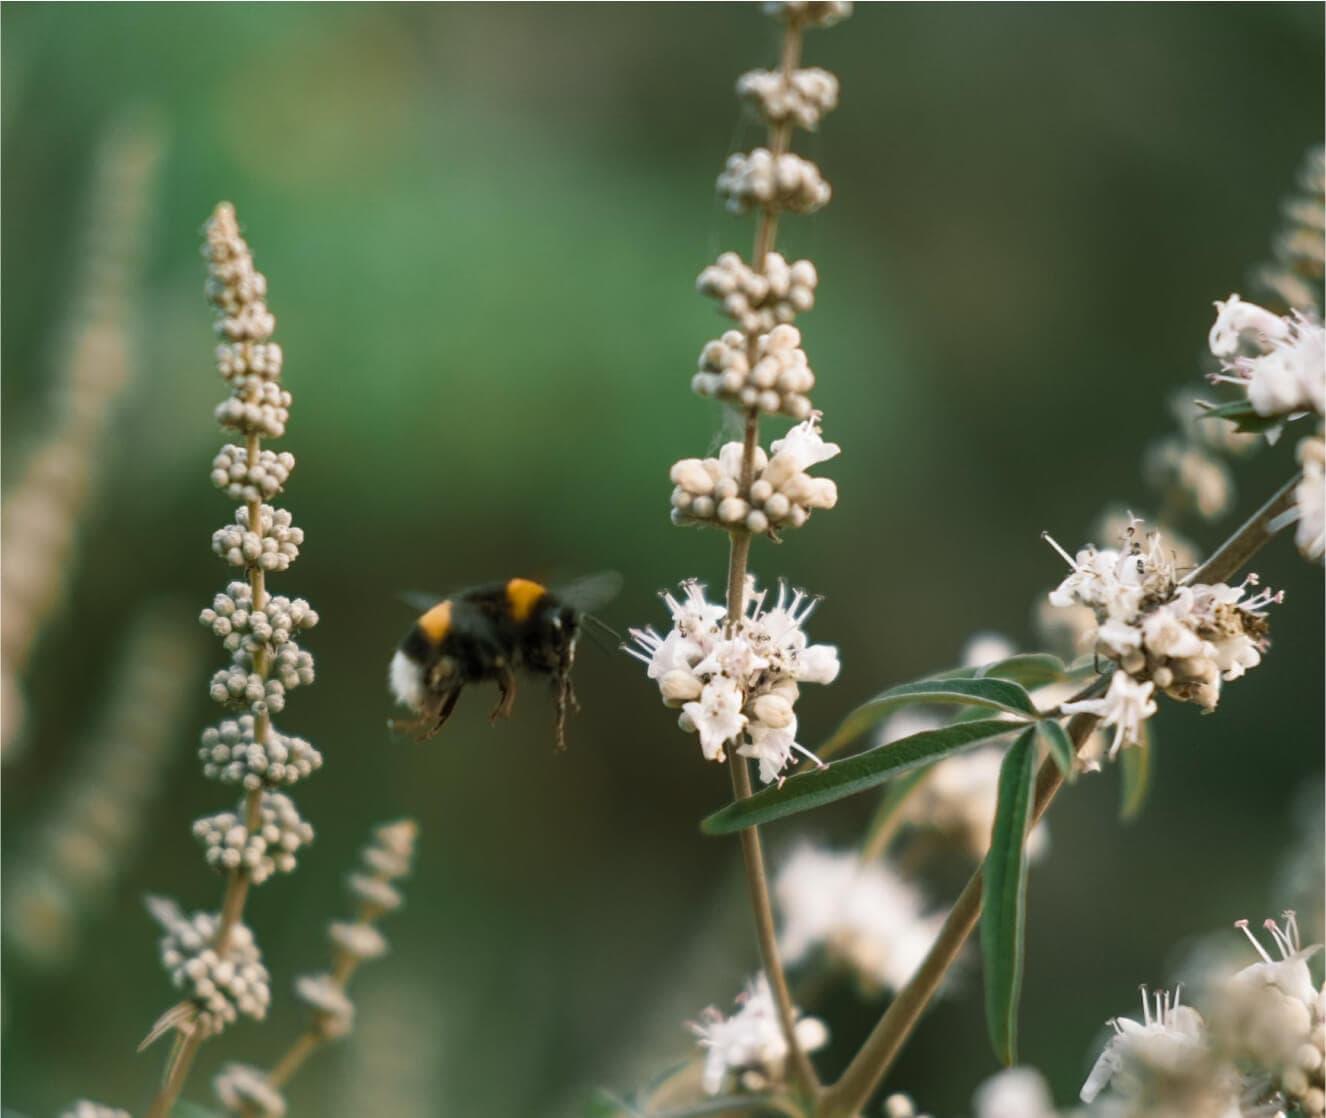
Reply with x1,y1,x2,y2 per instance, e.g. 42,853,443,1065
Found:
2,4,1322,1117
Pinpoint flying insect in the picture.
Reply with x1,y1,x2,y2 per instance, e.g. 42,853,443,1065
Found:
388,573,621,750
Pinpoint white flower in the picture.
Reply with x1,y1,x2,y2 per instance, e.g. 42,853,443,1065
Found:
973,1067,1058,1118
1208,295,1325,418
1287,432,1325,563
1061,672,1156,759
631,579,838,783
774,845,941,993
768,413,842,473
683,677,748,762
1081,986,1206,1103
689,974,828,1096
1231,911,1320,1009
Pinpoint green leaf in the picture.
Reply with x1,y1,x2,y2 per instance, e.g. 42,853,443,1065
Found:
1119,724,1153,822
1037,719,1076,782
861,765,934,855
982,726,1038,1066
975,653,1068,688
1197,397,1285,435
703,718,1020,835
820,677,1038,758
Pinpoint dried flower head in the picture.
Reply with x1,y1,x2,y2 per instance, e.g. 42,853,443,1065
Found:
718,149,831,215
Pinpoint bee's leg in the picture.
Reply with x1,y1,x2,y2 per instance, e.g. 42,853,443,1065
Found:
551,671,577,751
490,663,517,723
407,685,463,741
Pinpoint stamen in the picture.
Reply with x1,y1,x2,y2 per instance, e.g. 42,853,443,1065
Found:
1264,917,1295,959
1235,918,1273,963
1139,984,1151,1026
1042,532,1079,569
791,741,828,770
1283,911,1301,952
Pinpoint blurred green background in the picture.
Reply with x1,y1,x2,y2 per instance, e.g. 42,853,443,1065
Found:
2,4,1322,1116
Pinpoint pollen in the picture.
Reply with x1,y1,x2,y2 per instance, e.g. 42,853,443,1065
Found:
505,578,547,623
417,600,453,643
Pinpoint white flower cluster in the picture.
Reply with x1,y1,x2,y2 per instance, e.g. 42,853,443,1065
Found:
1082,913,1325,1118
193,792,314,885
200,714,323,789
212,504,303,573
330,919,388,962
208,665,287,712
213,1064,285,1117
1255,146,1324,316
201,581,319,657
360,818,419,881
149,896,271,1034
689,974,828,1096
348,872,404,915
1293,432,1325,562
294,973,355,1038
210,444,295,503
737,67,839,131
774,845,943,994
59,1104,130,1118
881,1095,934,1118
692,324,816,419
216,339,283,383
629,579,839,784
972,1068,1058,1118
215,379,291,440
206,203,276,343
697,251,818,336
763,0,853,28
670,416,840,536
1046,519,1279,756
718,149,831,216
1209,294,1325,419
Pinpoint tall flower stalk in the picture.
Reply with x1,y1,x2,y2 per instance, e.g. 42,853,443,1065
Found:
629,2,851,1103
142,203,322,1118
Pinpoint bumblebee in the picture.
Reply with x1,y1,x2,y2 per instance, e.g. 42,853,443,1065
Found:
388,574,620,749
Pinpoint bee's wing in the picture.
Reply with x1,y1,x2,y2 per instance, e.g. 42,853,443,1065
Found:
555,571,623,615
399,590,446,613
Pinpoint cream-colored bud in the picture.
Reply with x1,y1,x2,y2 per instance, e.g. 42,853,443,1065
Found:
764,492,791,519
752,692,795,728
670,459,714,494
750,479,773,504
718,497,750,524
691,496,716,520
746,510,770,534
803,477,838,509
660,670,703,706
714,477,739,501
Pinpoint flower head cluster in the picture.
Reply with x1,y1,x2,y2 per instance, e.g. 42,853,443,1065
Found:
211,444,295,503
670,416,840,536
60,1104,131,1118
1081,913,1325,1118
1046,518,1279,755
697,252,818,337
763,0,853,29
193,792,314,885
149,896,270,1035
199,715,322,789
692,325,816,419
1254,145,1324,317
1292,432,1325,562
688,974,828,1096
1208,294,1325,419
718,149,831,216
212,504,303,573
629,579,839,783
737,67,839,130
774,845,943,993
213,1065,285,1117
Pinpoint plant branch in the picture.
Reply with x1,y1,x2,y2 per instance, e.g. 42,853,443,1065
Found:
1183,472,1300,587
816,471,1302,1116
815,689,1105,1118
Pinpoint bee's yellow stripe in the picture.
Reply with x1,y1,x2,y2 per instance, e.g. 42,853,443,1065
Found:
419,600,453,643
506,578,547,622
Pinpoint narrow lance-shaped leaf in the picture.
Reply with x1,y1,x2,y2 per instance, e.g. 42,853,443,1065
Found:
820,677,1038,759
861,765,933,856
1119,723,1153,822
1038,718,1076,782
982,725,1038,1066
703,718,1020,835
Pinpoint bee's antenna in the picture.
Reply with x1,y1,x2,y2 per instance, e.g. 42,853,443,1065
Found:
580,613,621,652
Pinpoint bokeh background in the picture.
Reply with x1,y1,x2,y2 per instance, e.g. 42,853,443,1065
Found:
2,4,1323,1116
